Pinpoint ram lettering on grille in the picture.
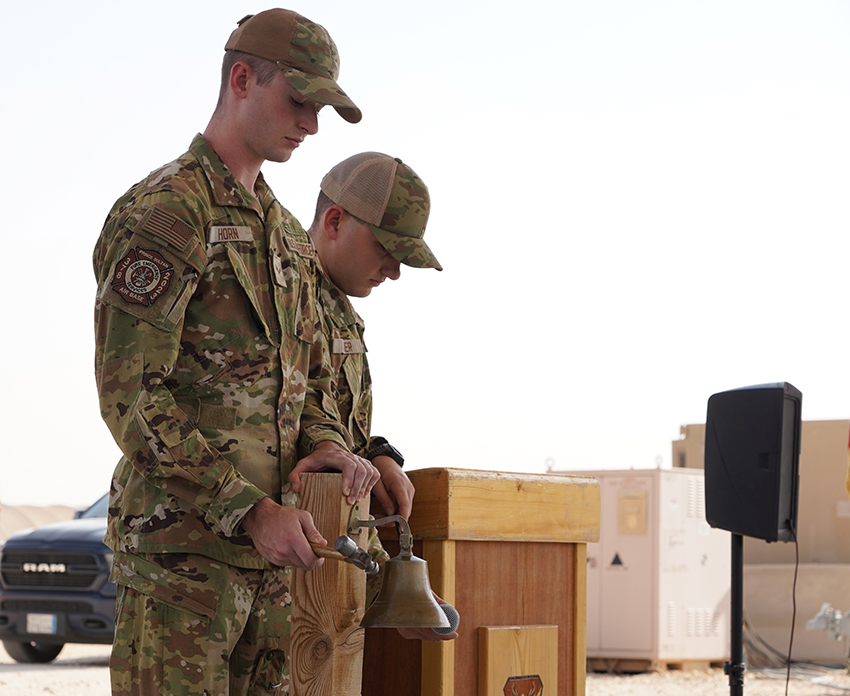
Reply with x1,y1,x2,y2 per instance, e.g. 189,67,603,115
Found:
23,563,67,573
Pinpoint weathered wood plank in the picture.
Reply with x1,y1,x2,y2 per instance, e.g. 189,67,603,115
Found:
421,539,456,696
479,625,559,696
291,473,368,695
402,468,600,543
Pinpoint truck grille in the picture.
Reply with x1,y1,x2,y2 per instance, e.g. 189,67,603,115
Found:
1,550,100,589
0,599,94,613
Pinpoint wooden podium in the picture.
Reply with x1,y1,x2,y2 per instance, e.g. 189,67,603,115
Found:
362,468,600,696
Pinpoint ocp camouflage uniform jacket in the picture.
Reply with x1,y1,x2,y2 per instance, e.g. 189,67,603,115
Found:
93,134,347,569
303,269,374,457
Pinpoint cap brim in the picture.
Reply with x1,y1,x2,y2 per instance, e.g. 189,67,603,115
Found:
370,224,442,271
283,67,362,123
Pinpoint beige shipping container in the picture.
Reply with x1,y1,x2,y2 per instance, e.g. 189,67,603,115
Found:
572,468,731,670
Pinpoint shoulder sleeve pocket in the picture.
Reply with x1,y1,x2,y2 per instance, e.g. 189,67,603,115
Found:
97,207,207,333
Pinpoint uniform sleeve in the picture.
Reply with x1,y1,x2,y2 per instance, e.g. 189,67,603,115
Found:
297,318,353,457
94,202,266,538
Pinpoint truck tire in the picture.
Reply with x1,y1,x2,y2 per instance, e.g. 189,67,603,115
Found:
2,640,64,664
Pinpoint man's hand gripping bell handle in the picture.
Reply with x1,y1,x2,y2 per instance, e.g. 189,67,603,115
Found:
310,537,379,575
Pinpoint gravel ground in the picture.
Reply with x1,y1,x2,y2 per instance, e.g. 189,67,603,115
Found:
3,642,850,695
0,642,111,695
587,666,850,696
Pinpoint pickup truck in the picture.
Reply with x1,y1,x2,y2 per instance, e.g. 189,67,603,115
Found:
0,494,115,663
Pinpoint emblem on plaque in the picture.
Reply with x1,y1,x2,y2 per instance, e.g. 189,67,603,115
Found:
504,674,544,695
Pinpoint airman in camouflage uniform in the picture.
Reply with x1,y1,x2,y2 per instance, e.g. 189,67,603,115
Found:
93,10,381,695
303,152,441,463
305,153,454,642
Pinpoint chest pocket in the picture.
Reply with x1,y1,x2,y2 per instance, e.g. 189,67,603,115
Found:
271,236,315,345
332,328,369,441
224,244,281,347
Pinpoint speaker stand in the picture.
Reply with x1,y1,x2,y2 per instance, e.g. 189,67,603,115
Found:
724,533,745,696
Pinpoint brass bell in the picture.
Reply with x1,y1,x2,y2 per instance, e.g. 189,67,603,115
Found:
351,515,450,630
360,553,449,629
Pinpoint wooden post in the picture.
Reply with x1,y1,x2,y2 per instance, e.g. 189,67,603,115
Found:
291,473,369,695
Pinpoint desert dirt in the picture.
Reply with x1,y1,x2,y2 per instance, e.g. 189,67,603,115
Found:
0,642,111,695
3,641,850,696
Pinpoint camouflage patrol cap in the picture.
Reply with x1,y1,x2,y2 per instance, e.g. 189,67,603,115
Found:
225,9,362,123
321,152,442,271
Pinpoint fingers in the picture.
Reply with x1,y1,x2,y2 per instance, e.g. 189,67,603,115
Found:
290,521,327,569
292,444,379,504
280,540,326,570
394,593,458,641
287,455,321,493
395,626,458,642
370,457,415,518
289,470,302,493
266,528,325,570
341,453,380,504
371,480,397,517
386,477,414,519
242,500,327,570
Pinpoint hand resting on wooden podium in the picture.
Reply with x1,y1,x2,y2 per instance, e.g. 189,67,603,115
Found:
242,441,380,569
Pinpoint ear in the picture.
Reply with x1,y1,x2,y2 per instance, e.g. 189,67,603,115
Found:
229,61,252,100
322,205,346,241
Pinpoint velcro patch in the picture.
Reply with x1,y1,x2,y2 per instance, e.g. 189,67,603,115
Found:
284,233,314,259
332,338,364,354
142,207,195,251
209,225,253,243
111,247,175,307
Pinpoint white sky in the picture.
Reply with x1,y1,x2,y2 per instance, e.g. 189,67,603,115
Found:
2,1,849,507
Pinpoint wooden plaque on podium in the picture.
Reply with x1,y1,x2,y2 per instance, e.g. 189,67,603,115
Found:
362,468,600,696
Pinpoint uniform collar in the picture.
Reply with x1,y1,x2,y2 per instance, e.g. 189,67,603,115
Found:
316,263,362,328
189,133,269,216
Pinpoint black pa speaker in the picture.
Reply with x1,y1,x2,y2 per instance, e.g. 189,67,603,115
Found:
704,382,801,542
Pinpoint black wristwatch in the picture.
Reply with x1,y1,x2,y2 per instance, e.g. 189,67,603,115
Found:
366,437,404,468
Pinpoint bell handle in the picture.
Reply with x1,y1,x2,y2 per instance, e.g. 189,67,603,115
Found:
350,515,413,557
309,541,380,575
309,542,349,564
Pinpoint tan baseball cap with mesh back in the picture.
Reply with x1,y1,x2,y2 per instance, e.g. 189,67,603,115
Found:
320,152,442,271
225,9,361,124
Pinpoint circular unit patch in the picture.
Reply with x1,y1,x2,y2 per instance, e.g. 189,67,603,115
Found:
111,247,175,307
